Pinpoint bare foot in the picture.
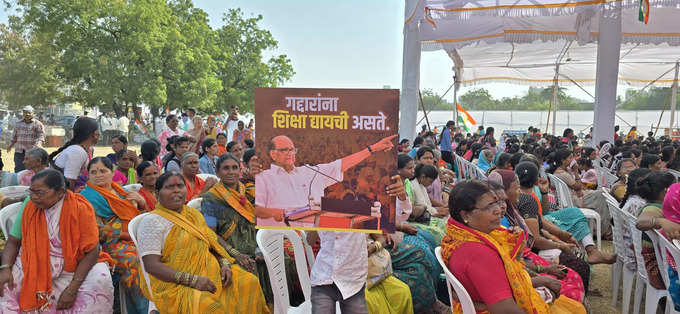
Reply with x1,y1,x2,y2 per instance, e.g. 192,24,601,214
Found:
587,250,617,264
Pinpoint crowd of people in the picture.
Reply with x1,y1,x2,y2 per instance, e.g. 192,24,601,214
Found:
1,103,680,314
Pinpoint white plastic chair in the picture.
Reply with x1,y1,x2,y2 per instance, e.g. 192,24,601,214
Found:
297,230,316,271
547,174,602,250
257,229,313,314
594,166,618,188
123,183,142,193
128,213,158,314
607,198,637,313
434,247,476,314
647,230,680,314
0,185,29,200
664,169,680,182
196,173,219,182
187,197,202,210
625,210,667,314
0,202,23,239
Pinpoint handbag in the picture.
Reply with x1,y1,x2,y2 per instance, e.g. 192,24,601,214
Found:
366,242,392,289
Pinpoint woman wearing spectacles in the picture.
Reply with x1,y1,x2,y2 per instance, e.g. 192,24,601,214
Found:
441,179,586,313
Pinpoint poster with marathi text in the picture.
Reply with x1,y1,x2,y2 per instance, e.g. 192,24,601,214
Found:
254,88,399,233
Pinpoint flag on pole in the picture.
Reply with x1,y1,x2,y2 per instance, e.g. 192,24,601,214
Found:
456,104,476,132
639,0,650,24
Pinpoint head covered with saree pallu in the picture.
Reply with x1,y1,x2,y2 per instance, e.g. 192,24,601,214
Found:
81,181,140,233
20,190,113,311
141,204,269,313
441,218,548,314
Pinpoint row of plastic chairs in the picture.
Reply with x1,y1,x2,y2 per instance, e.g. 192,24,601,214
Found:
606,190,680,314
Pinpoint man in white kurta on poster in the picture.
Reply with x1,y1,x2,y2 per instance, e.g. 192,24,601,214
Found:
255,134,396,227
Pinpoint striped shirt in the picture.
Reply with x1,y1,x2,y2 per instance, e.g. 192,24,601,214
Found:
11,119,45,153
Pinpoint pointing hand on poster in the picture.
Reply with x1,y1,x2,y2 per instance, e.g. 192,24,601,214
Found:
369,134,398,152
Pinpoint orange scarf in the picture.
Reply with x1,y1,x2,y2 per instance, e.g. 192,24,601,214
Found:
207,182,255,223
184,175,205,203
139,186,157,210
86,181,140,232
20,190,113,311
440,218,548,314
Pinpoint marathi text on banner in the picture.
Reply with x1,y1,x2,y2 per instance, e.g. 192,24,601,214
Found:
352,112,388,131
285,94,339,113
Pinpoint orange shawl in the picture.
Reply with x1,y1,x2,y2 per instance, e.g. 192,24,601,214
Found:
139,186,157,211
20,190,112,311
184,175,206,203
86,181,140,232
206,182,255,223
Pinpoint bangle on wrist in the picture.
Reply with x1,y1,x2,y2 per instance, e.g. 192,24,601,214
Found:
652,217,658,229
174,271,183,284
0,264,11,270
220,258,231,268
536,265,543,273
367,145,374,154
191,274,199,288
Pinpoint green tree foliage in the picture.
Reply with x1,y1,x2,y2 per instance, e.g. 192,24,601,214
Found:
619,87,679,110
454,87,590,110
0,0,292,118
213,8,294,113
0,25,63,110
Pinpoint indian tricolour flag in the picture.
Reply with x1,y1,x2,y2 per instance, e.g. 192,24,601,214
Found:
457,104,476,132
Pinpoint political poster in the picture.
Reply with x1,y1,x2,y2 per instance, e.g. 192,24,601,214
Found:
254,88,399,233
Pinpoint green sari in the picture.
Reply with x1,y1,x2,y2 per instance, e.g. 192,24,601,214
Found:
201,182,302,305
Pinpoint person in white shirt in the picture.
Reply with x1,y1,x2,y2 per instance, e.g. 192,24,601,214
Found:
307,177,410,314
255,134,397,227
99,112,113,144
117,113,130,139
224,106,240,142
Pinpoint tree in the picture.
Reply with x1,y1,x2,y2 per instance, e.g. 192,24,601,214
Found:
212,8,294,113
458,88,495,110
0,24,64,110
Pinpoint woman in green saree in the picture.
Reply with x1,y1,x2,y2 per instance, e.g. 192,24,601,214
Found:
201,154,301,306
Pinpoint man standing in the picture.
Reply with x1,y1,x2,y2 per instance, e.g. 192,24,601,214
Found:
8,106,45,172
224,106,240,142
118,112,130,140
439,120,455,165
99,112,113,144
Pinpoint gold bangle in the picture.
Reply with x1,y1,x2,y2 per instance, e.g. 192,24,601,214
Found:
72,277,85,283
174,271,183,284
220,258,231,268
191,275,199,288
182,272,191,286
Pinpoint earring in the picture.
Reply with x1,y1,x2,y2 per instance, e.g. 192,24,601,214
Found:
464,219,469,224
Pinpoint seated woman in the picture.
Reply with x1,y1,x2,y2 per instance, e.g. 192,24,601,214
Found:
107,135,128,165
633,171,676,290
0,169,114,312
140,139,162,171
240,149,259,187
162,136,190,173
113,149,138,185
610,158,637,202
409,164,448,243
137,171,270,313
442,180,585,313
216,133,228,156
226,141,244,161
136,161,160,211
80,157,149,313
201,154,290,304
18,147,49,186
180,152,217,202
577,158,597,190
549,149,613,237
51,117,100,191
198,138,219,175
489,172,585,302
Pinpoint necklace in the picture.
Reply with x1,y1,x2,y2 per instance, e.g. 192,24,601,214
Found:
225,183,247,206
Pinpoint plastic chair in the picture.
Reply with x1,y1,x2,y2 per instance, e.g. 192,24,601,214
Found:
257,229,313,314
434,247,476,314
0,185,29,200
128,213,158,314
625,210,667,314
0,202,22,239
123,183,142,193
647,230,680,314
594,166,618,188
607,198,637,313
664,169,680,182
547,174,602,250
298,230,316,270
196,173,219,182
187,197,202,210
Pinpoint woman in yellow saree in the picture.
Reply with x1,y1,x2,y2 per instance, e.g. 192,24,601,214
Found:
137,171,270,313
441,180,585,314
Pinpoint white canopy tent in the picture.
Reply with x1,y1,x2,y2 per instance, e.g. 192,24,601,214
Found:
400,0,680,144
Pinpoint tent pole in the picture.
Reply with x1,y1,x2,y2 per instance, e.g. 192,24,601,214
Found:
670,62,679,134
552,64,559,136
593,0,622,145
399,0,421,141
453,76,459,128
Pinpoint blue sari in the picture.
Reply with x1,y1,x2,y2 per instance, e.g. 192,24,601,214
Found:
391,228,441,313
477,150,492,173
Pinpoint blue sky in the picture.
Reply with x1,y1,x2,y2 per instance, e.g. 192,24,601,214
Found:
0,0,601,102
